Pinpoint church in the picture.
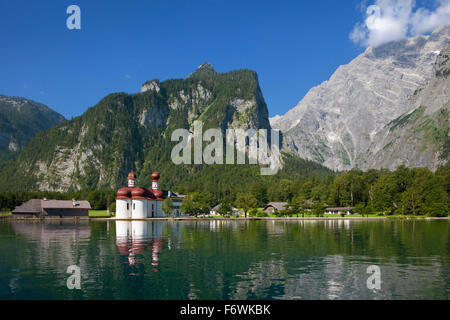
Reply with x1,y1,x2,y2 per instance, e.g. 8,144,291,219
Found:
116,170,183,219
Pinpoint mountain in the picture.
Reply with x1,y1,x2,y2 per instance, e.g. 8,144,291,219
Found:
0,64,330,192
270,26,450,171
359,44,450,170
0,95,66,163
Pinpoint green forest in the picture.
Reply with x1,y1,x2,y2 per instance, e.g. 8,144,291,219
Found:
1,162,448,218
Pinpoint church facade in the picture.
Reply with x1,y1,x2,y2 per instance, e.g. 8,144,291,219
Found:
116,171,173,219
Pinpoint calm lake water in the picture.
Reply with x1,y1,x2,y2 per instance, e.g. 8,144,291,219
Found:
0,219,448,300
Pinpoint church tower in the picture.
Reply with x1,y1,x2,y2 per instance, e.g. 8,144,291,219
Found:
128,171,137,187
152,171,160,190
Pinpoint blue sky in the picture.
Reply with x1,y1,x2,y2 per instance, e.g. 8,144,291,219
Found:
0,0,445,119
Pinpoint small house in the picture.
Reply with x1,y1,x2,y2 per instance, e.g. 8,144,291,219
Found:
325,207,355,215
12,199,91,218
263,202,290,214
210,203,239,216
166,191,185,216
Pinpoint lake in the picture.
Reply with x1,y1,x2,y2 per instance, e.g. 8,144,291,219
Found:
0,219,448,300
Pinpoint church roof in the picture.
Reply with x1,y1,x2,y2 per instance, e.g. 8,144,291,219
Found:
116,187,165,200
118,170,165,200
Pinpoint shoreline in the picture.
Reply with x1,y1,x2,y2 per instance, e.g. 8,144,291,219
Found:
2,216,448,222
90,216,450,221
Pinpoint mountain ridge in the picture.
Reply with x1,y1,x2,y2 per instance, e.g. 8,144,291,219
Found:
0,64,330,193
270,26,450,171
359,44,450,170
0,95,66,164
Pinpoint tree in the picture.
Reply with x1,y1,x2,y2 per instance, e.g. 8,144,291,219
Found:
287,198,300,217
399,186,422,215
299,179,314,200
398,168,446,216
162,197,173,217
393,165,414,193
87,190,106,210
329,170,368,207
249,208,259,217
435,164,450,196
250,182,268,207
234,193,257,218
372,174,396,211
365,204,375,217
356,203,374,217
189,192,215,217
257,210,269,218
311,202,326,217
423,203,448,217
278,179,295,202
293,195,310,217
109,202,116,216
180,194,196,216
310,183,328,202
218,201,233,217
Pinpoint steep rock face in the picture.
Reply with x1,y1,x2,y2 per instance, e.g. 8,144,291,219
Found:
359,45,450,171
0,95,65,163
271,26,450,171
188,64,271,132
0,64,272,192
141,80,160,93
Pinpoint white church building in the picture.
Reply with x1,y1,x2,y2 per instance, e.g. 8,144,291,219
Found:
116,171,183,219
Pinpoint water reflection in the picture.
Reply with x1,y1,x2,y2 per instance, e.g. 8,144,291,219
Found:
12,220,90,241
0,219,448,299
10,220,91,270
115,221,163,271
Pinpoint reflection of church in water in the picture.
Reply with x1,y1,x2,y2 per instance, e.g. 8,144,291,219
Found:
115,221,164,271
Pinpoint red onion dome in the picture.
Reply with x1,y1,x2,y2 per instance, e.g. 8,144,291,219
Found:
128,171,137,180
153,189,164,198
117,187,130,198
152,171,160,181
131,187,145,197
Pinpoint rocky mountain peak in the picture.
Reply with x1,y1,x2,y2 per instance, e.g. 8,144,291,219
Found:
196,62,215,72
141,79,160,93
270,25,450,171
188,62,216,79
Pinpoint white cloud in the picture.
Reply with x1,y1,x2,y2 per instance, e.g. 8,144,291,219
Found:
410,1,450,34
350,0,450,47
124,74,132,79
